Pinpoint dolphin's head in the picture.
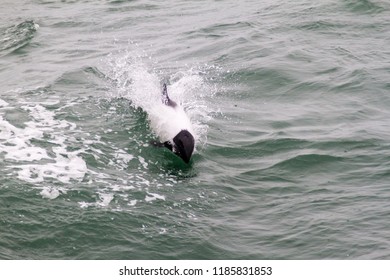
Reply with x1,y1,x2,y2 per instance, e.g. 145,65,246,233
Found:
171,130,195,163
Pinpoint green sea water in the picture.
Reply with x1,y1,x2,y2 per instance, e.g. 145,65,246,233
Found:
1,0,390,259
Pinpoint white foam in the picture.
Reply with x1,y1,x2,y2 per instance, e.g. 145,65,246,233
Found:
138,156,148,169
97,193,114,207
1,103,88,185
109,182,135,192
0,99,9,108
0,115,49,162
40,186,66,199
114,149,135,168
13,152,87,184
128,200,137,206
145,192,166,202
78,193,114,208
79,202,90,209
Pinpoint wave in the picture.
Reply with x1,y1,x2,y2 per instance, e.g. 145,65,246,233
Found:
343,0,386,14
296,20,346,32
0,20,39,57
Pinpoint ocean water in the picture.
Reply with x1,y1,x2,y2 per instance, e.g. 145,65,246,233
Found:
1,0,390,259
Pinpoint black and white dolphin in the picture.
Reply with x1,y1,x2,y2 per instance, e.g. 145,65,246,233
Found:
149,83,195,163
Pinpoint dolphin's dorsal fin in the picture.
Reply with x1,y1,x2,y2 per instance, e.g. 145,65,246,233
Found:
162,83,177,107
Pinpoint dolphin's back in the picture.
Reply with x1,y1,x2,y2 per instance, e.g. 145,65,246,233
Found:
148,84,194,143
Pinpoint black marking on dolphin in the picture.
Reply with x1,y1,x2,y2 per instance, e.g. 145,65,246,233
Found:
167,130,194,164
162,83,177,108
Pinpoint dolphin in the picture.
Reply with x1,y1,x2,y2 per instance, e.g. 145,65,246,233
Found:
149,83,195,163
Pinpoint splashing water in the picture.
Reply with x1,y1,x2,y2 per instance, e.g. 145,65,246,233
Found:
103,48,220,149
0,46,223,210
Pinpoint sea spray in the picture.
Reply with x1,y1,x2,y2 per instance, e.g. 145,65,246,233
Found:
103,47,221,150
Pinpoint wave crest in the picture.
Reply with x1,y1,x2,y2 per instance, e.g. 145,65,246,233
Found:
0,20,39,57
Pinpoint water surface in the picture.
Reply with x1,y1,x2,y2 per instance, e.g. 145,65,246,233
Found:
1,0,390,259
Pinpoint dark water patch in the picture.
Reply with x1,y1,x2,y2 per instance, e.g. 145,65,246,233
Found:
0,189,222,259
296,20,346,32
332,46,366,66
108,0,137,4
266,153,345,176
36,0,100,5
228,68,298,95
330,68,369,93
84,66,109,80
206,144,262,161
250,138,310,155
187,21,253,38
285,48,316,64
315,66,342,75
0,20,38,57
0,186,59,259
312,138,384,153
286,80,330,96
107,1,159,13
344,0,386,14
51,20,95,29
52,66,109,93
17,85,55,98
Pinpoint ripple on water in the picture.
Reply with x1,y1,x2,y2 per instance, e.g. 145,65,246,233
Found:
0,20,39,57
